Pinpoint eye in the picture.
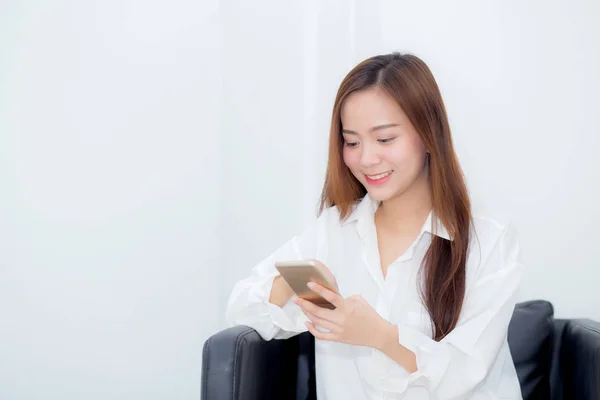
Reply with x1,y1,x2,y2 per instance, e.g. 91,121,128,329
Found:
378,137,396,144
344,141,359,148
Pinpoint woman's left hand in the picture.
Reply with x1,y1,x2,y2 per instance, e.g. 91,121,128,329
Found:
292,282,394,350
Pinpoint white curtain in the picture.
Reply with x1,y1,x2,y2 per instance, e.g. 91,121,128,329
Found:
1,1,598,399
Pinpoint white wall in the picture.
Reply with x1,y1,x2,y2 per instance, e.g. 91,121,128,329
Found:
1,1,220,399
1,1,598,399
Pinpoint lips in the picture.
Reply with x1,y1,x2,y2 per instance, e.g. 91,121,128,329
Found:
366,171,392,180
364,170,393,185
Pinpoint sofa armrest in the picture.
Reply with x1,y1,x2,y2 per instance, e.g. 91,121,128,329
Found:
560,319,600,400
201,326,301,400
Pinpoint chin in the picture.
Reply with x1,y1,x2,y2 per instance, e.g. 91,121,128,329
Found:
364,179,412,202
365,188,399,203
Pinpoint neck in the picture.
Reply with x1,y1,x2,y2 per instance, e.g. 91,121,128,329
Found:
376,166,432,233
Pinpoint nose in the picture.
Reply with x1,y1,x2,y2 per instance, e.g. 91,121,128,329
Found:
360,143,382,168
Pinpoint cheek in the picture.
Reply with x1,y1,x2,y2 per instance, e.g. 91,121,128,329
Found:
342,148,360,170
386,139,426,166
383,146,411,166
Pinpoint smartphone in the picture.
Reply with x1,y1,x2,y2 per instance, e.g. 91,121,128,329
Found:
274,259,337,309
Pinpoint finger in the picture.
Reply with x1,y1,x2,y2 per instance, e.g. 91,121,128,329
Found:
313,260,335,280
304,311,339,333
307,282,344,308
305,321,336,342
318,264,337,287
294,296,337,321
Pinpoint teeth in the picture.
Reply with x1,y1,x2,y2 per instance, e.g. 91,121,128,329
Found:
367,171,391,180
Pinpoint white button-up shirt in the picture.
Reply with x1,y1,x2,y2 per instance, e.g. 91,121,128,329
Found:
226,195,524,399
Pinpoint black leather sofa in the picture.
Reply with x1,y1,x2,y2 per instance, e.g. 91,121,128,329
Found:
202,300,600,399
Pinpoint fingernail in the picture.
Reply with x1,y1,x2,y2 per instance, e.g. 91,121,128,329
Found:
307,282,316,289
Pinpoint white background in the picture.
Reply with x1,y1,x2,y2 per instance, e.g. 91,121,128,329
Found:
1,0,598,399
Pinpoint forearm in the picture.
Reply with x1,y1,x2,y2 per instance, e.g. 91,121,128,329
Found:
227,274,306,340
376,321,418,373
268,276,294,307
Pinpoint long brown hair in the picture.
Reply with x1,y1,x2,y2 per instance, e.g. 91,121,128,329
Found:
319,53,471,341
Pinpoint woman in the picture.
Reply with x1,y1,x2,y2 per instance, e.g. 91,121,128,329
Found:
226,53,523,399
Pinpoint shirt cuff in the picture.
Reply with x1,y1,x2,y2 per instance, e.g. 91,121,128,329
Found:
397,323,451,386
263,274,308,333
362,324,451,393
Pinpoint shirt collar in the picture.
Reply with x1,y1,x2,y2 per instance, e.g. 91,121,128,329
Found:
343,194,452,241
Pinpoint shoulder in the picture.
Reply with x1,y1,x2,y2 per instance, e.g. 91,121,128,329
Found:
318,204,343,222
471,214,513,242
467,214,522,275
307,203,360,247
296,205,343,241
471,210,521,243
316,202,359,228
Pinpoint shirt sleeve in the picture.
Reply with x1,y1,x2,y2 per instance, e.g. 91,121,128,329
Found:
225,211,328,341
365,222,524,398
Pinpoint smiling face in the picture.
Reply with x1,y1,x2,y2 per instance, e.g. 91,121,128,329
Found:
341,86,429,203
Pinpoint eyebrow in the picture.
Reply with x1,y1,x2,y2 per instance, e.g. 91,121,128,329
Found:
342,123,401,134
